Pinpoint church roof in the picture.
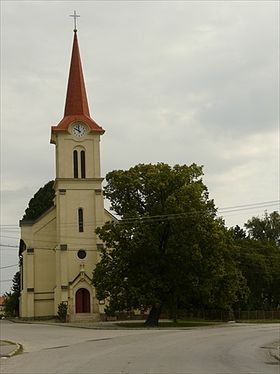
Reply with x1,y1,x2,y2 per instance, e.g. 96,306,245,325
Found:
52,31,104,134
64,31,90,117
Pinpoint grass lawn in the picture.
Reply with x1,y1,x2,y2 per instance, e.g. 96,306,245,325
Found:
116,320,223,328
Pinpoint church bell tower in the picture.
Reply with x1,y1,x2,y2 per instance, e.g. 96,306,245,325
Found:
19,20,111,320
50,28,105,318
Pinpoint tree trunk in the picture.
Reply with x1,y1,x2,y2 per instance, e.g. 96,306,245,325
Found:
145,303,163,327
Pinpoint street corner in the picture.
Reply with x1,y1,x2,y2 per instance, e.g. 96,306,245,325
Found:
0,340,22,359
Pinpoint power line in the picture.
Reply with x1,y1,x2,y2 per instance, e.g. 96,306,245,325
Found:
0,204,278,249
0,244,19,249
0,200,278,228
0,234,19,238
217,200,279,211
0,264,18,269
1,244,280,261
0,210,278,237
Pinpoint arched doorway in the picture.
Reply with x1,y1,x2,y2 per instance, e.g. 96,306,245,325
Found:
75,288,90,313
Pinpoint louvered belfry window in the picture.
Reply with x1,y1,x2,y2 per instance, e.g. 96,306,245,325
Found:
73,150,78,178
81,150,86,178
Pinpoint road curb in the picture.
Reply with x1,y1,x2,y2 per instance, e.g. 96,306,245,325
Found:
0,340,23,358
269,346,280,362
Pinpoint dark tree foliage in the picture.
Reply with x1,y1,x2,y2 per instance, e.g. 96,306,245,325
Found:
93,163,247,326
4,271,20,317
22,181,55,221
230,213,280,310
245,211,280,246
12,271,20,294
230,225,247,240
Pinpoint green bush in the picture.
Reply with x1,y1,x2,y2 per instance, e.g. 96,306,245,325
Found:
57,302,68,322
4,292,19,317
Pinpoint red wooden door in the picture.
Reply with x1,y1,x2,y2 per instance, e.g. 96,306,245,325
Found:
75,288,90,313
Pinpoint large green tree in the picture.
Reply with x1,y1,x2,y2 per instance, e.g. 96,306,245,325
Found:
22,180,55,221
93,163,246,326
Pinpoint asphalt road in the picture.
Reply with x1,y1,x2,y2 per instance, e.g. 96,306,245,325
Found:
0,320,279,373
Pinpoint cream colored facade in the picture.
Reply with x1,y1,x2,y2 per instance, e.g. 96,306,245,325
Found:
19,30,112,320
19,128,113,320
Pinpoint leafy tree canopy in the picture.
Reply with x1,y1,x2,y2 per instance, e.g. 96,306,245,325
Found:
93,163,246,326
245,211,280,245
231,213,280,310
22,181,55,221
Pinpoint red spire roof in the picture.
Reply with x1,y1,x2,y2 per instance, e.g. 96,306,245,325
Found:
52,31,104,134
64,31,90,116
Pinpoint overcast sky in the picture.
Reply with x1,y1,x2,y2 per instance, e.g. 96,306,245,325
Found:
1,1,279,293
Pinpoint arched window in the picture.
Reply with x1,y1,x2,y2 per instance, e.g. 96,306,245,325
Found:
81,150,86,178
73,150,78,178
73,149,86,178
78,208,84,232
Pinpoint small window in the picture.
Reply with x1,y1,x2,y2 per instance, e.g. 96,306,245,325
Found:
78,208,84,232
81,150,86,178
77,249,86,259
73,150,78,178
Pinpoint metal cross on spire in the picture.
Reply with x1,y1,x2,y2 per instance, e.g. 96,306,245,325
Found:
70,10,80,32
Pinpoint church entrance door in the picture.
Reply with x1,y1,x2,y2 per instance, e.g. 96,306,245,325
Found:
75,288,90,313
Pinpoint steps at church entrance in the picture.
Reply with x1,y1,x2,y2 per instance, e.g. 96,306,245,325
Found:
69,313,100,323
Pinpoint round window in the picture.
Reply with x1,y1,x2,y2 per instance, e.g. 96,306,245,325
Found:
77,249,86,259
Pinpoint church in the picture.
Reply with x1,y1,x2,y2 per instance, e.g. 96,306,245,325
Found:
19,26,113,320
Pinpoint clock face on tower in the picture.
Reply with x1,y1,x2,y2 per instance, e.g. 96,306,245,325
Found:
71,122,87,138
